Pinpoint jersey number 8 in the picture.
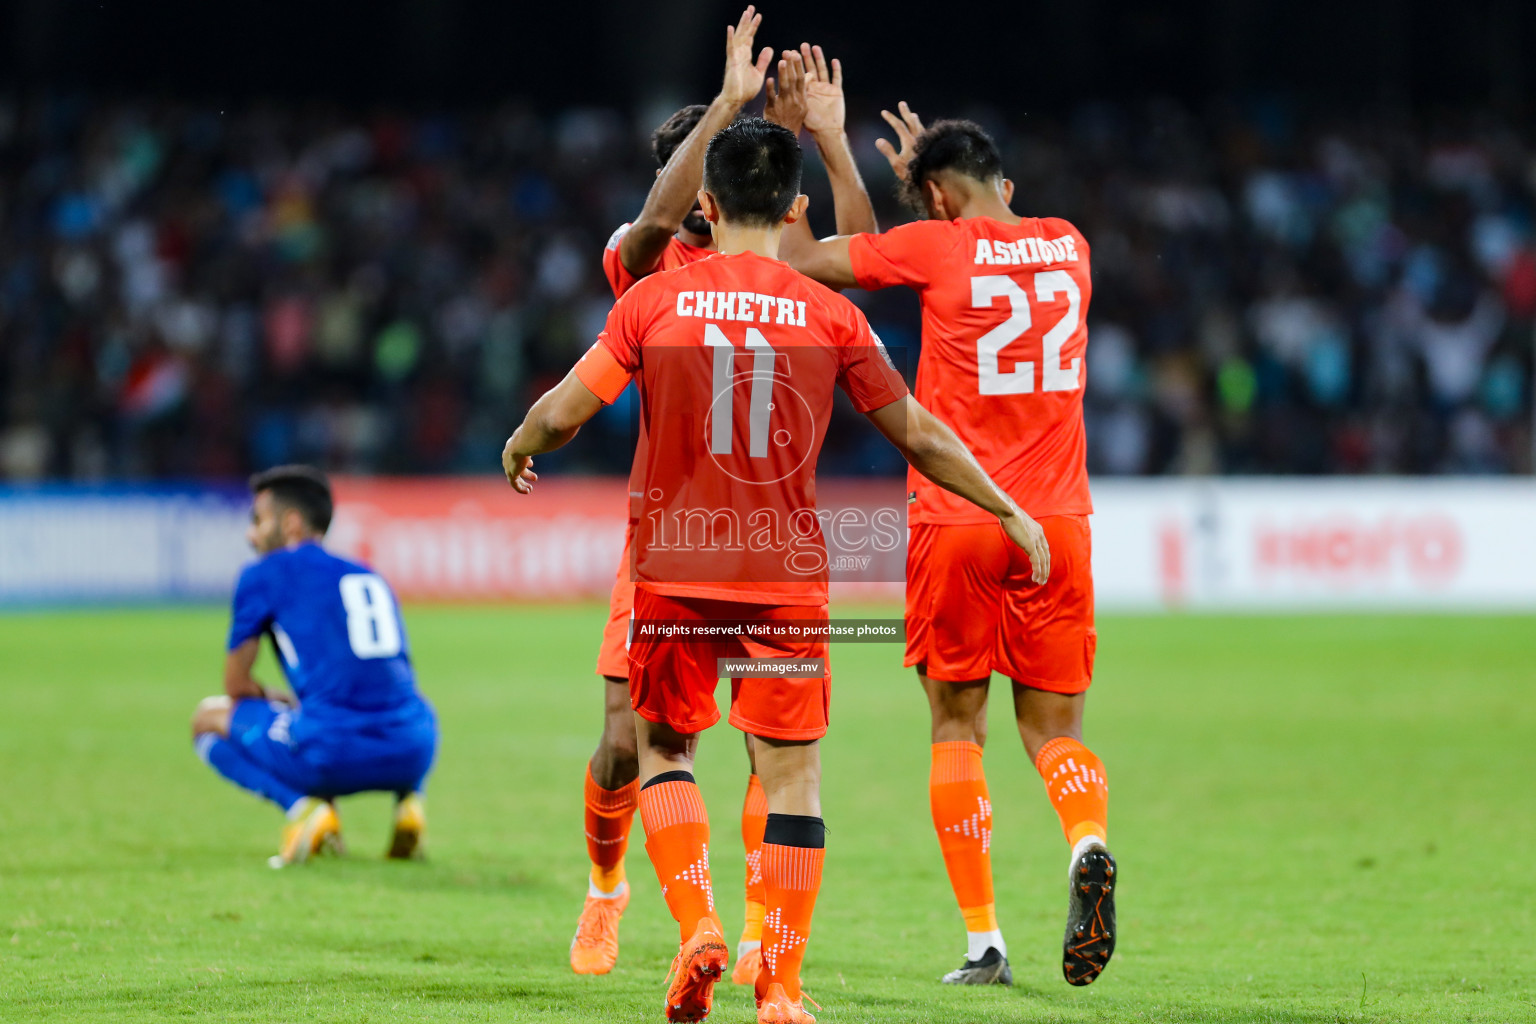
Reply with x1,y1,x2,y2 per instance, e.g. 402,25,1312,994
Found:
339,573,403,659
971,271,1082,395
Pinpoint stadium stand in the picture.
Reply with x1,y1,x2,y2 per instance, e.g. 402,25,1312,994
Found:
0,96,1530,480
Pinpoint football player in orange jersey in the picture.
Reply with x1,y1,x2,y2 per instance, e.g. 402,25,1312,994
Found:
573,7,879,983
784,109,1117,987
504,117,1048,1024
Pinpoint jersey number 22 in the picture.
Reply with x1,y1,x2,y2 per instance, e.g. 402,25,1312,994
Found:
971,271,1082,395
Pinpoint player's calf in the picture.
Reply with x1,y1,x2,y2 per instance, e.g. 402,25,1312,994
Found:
921,674,1012,983
571,678,641,975
732,771,768,985
1032,734,1114,985
591,676,641,788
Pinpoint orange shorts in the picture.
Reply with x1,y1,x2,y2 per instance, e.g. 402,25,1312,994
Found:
628,588,831,741
905,515,1096,692
595,525,636,679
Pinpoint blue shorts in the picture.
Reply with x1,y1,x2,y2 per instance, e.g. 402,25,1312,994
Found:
228,698,437,799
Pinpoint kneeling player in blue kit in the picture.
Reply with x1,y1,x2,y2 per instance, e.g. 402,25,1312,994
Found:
191,465,438,867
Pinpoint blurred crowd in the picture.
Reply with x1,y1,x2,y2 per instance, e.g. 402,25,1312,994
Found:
0,95,1531,482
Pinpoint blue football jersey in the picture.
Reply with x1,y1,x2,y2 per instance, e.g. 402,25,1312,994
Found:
227,542,426,725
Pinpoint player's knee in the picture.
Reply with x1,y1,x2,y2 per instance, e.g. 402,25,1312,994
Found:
923,675,989,745
1011,682,1084,757
752,737,822,815
635,716,696,763
191,695,233,738
603,718,639,764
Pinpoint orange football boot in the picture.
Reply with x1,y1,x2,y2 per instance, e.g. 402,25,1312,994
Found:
570,887,629,975
756,982,817,1023
664,918,728,1022
731,944,763,985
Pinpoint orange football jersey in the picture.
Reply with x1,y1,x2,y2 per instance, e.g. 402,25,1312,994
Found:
603,222,713,299
848,216,1093,522
602,223,715,521
576,251,908,605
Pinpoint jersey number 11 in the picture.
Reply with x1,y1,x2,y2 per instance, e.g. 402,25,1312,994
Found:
706,323,778,457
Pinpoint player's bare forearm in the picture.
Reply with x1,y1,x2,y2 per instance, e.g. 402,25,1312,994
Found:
794,44,871,235
784,232,858,290
620,95,737,277
223,640,267,701
506,418,576,460
871,398,1051,582
777,216,819,268
881,398,1018,520
813,129,877,236
502,370,606,492
620,7,771,278
502,401,580,471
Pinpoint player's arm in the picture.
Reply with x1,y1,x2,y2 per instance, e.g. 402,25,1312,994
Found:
800,44,875,236
223,568,293,704
501,368,608,493
618,6,772,279
221,637,293,704
223,638,266,700
770,47,869,287
782,232,858,289
786,100,930,289
864,396,1050,583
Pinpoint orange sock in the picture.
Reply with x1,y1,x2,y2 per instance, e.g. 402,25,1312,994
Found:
584,767,638,894
1034,737,1109,847
740,774,768,945
639,773,718,941
930,741,998,934
759,826,824,1001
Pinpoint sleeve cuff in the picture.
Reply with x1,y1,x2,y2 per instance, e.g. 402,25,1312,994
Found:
845,233,877,289
574,342,634,405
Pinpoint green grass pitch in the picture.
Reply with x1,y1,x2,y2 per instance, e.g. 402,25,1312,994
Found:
2,605,1533,1022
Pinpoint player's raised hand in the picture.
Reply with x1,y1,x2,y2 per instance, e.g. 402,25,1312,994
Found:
501,443,539,494
799,44,846,137
764,49,808,134
874,101,926,182
721,6,774,108
1000,509,1051,585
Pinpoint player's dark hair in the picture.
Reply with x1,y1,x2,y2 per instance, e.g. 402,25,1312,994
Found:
902,119,1004,213
702,117,802,228
249,464,333,535
652,104,709,167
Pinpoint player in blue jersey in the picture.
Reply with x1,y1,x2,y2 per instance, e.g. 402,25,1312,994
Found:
190,465,438,868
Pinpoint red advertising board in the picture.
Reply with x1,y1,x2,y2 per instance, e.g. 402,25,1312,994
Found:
328,477,630,600
326,476,907,601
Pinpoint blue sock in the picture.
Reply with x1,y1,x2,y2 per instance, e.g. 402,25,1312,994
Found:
195,734,305,812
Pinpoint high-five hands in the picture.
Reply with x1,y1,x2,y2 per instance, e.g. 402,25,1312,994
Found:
764,44,849,139
875,101,926,182
799,44,846,136
764,48,809,133
721,6,774,108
